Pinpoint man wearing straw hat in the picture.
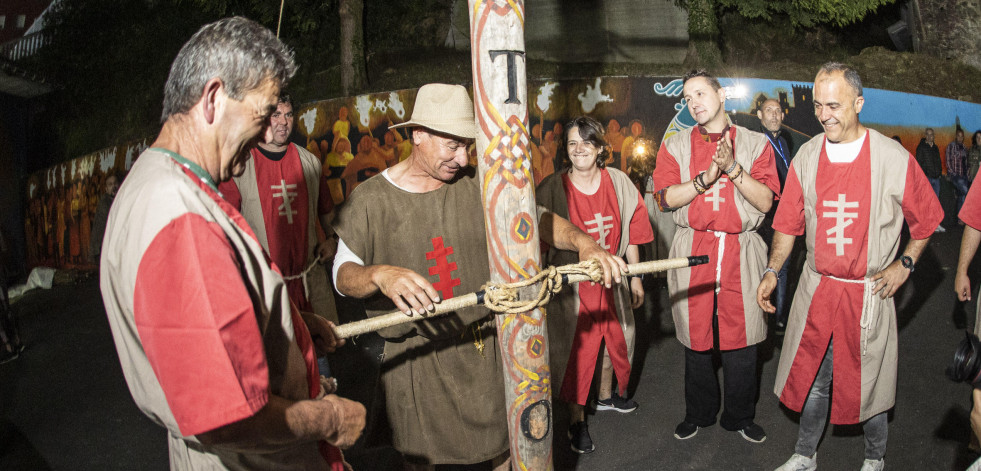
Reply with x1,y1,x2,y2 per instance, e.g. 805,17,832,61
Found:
100,17,364,470
332,83,626,469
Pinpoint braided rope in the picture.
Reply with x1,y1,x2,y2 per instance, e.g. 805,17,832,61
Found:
481,260,602,314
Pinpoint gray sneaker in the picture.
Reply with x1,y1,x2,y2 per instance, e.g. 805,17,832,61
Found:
860,458,884,471
775,453,816,471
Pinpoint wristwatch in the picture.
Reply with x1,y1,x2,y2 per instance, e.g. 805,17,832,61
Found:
900,255,915,272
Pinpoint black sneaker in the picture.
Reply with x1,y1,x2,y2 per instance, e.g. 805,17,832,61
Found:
738,423,766,443
674,421,698,440
595,393,638,413
568,421,595,454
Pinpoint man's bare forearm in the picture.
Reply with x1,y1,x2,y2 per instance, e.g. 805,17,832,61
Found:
540,211,592,252
767,230,796,271
335,262,381,298
958,225,981,276
729,171,773,212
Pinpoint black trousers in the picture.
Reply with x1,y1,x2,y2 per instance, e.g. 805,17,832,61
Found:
683,344,758,431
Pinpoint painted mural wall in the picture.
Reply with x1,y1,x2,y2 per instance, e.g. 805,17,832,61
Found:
23,77,981,270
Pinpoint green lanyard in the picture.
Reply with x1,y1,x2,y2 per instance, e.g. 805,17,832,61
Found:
152,148,220,194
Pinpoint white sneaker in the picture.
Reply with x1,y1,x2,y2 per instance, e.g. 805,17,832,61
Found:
935,225,947,233
775,453,817,471
860,458,884,471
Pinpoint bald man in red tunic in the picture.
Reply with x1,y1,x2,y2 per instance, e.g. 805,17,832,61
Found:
652,70,779,444
759,63,941,471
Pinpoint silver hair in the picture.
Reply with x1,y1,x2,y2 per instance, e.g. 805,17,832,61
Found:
817,62,863,97
160,16,297,123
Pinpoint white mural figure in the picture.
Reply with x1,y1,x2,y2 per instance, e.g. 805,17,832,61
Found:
355,95,373,128
578,77,613,113
373,99,388,114
299,107,318,135
60,164,66,186
536,81,558,113
99,148,117,173
71,160,77,181
654,78,684,97
388,92,406,119
29,182,36,198
124,140,147,170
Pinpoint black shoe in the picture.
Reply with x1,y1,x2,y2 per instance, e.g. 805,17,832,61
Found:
674,421,698,440
775,320,786,335
738,423,766,443
595,393,638,413
568,421,595,454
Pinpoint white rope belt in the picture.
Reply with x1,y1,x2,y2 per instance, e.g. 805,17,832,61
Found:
826,274,878,355
282,259,320,303
711,231,727,294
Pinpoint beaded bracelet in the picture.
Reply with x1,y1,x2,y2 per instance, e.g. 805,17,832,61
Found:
729,163,743,180
693,172,708,194
725,160,739,174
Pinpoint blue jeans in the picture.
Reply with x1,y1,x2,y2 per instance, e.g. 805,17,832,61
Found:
952,175,970,215
927,177,941,201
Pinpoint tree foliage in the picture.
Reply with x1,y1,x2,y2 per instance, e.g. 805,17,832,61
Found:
678,0,898,28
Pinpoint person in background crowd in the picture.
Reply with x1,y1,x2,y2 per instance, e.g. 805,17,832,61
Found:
916,127,945,233
948,129,970,219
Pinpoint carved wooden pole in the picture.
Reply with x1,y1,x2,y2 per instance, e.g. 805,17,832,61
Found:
468,2,551,469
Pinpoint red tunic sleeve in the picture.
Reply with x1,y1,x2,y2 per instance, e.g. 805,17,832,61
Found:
628,192,655,245
772,164,806,236
218,179,243,211
651,143,680,190
750,143,781,199
960,177,981,230
133,213,269,437
902,153,945,239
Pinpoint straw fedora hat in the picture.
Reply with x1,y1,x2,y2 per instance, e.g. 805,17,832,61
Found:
390,83,476,140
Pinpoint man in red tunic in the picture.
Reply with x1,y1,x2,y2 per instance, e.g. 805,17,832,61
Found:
219,94,338,323
759,62,942,471
652,70,779,444
99,17,364,470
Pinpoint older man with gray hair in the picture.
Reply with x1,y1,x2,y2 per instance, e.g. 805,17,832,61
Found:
100,17,364,470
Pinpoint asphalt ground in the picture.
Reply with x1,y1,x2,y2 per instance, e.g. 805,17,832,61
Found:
2,220,980,470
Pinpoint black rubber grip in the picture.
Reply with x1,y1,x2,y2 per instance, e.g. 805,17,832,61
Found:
689,255,710,266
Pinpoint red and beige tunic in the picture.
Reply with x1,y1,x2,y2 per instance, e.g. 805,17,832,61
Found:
773,130,942,424
652,125,779,351
331,169,508,465
219,144,337,322
537,167,653,405
960,180,981,337
100,148,343,470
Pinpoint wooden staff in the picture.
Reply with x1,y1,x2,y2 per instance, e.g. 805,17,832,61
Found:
468,1,548,468
335,256,708,339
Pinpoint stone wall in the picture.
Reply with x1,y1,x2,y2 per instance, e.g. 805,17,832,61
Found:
915,0,981,70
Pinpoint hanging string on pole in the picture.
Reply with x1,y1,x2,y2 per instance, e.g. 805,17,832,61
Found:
334,255,709,339
276,0,285,38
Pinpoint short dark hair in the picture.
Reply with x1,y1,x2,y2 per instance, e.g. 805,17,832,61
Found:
161,17,297,122
561,116,609,169
817,62,863,97
682,69,722,91
278,93,293,109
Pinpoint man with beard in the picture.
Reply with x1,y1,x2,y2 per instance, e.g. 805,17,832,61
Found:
651,70,779,444
759,62,941,471
219,94,339,325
